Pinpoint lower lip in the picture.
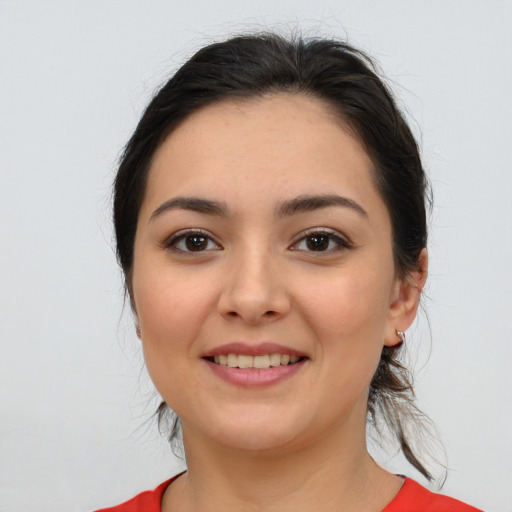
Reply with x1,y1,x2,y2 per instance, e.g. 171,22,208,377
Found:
204,359,307,388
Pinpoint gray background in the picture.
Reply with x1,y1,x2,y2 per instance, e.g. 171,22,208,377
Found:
1,1,511,511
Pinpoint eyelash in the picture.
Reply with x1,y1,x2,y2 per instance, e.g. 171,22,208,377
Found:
290,228,352,254
163,228,352,254
163,229,222,253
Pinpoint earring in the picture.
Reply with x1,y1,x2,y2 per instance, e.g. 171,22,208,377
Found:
396,330,406,344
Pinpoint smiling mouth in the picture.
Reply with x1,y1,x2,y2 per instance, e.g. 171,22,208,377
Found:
205,354,305,369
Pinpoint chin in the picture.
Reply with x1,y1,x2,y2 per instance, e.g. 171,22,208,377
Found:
195,408,309,454
216,429,299,453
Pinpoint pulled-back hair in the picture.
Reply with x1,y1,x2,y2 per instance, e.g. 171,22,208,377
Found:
114,32,434,480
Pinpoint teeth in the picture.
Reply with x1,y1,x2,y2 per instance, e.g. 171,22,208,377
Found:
238,355,253,368
212,353,302,368
269,353,281,367
254,355,270,369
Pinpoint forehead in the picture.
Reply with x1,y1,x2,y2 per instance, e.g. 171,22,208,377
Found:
142,94,385,220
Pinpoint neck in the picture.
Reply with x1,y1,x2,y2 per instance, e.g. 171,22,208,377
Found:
162,403,402,512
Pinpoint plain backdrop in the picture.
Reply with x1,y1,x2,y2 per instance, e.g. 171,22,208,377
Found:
1,1,511,511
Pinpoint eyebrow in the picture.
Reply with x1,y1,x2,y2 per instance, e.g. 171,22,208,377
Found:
150,194,368,220
277,194,368,218
150,197,230,220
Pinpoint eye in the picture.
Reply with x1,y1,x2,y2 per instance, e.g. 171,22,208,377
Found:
291,229,351,253
165,229,222,253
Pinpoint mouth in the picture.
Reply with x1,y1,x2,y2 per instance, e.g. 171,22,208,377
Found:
204,353,305,369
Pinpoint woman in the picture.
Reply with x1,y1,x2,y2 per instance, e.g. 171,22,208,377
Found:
97,33,481,511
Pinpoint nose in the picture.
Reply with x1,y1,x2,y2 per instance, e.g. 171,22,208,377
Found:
217,246,290,325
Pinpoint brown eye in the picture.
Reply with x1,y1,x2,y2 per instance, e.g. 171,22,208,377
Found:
185,235,208,251
306,234,330,251
166,230,221,253
291,229,351,254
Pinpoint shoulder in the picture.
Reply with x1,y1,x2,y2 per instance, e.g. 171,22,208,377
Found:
383,478,483,512
93,478,174,512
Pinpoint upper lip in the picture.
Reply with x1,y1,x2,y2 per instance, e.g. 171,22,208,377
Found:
202,342,308,358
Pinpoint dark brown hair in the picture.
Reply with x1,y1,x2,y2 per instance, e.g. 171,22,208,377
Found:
114,32,434,480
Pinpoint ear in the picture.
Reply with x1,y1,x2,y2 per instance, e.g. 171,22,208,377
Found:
127,282,142,339
384,248,428,347
132,309,141,339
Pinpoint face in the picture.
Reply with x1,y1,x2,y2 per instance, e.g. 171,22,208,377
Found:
131,94,417,454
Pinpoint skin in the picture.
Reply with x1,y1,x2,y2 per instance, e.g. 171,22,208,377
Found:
131,94,428,512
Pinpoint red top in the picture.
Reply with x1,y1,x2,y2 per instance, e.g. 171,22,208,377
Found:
95,474,482,512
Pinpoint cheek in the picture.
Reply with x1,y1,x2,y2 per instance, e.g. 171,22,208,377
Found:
132,276,213,412
296,263,393,381
300,269,391,337
133,268,215,366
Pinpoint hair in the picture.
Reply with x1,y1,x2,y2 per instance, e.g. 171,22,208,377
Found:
114,32,435,480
